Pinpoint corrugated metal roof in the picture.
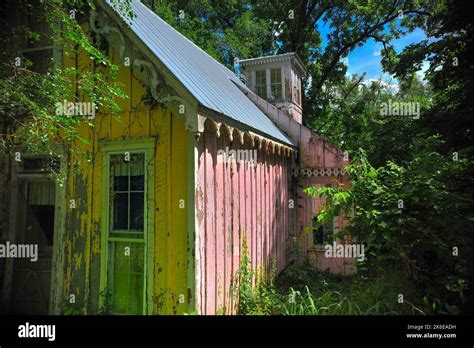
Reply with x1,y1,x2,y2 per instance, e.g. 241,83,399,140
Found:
105,0,294,146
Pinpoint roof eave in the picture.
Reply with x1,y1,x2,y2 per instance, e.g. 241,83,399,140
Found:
197,105,297,148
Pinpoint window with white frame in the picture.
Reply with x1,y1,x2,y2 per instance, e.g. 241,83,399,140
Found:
294,74,301,106
255,70,267,98
269,68,282,101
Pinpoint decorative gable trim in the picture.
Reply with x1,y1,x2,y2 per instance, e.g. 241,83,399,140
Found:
89,9,199,130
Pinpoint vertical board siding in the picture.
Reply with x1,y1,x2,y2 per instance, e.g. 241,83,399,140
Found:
230,133,240,313
196,121,293,314
61,45,190,314
195,135,205,314
204,126,217,314
215,132,225,312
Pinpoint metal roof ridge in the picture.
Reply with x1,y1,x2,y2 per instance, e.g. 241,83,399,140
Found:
103,0,295,146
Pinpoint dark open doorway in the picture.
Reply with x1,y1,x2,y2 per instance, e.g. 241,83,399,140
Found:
9,180,56,314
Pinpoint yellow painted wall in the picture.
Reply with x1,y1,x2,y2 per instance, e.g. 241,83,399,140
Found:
61,39,189,314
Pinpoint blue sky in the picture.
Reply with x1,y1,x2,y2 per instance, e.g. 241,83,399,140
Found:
347,28,427,80
316,20,428,85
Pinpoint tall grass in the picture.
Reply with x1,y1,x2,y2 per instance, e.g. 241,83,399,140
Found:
236,260,430,315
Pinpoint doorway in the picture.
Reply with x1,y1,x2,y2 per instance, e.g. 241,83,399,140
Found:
9,180,56,314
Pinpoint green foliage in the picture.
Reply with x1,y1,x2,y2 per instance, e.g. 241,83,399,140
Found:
310,75,432,167
143,0,271,68
239,263,432,315
141,0,436,129
98,288,112,315
303,0,473,315
305,140,474,313
235,234,279,315
60,298,85,315
0,0,130,155
386,0,473,153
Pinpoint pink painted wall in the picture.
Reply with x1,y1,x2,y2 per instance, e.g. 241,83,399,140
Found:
300,181,356,276
295,133,351,263
195,119,296,314
296,174,350,259
219,84,355,284
193,110,353,314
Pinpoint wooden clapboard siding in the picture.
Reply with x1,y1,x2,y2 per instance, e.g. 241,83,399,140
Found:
195,120,294,314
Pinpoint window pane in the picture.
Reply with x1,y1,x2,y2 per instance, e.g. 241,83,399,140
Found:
324,219,334,241
256,70,266,82
270,68,282,100
255,70,267,98
113,193,128,230
114,176,128,192
129,244,144,313
314,226,324,245
110,242,129,314
110,153,146,232
131,244,145,274
111,271,129,314
130,153,144,191
130,193,144,230
108,242,144,314
256,86,266,98
130,175,144,191
271,68,281,81
129,273,144,313
271,84,282,100
111,154,130,191
130,153,144,174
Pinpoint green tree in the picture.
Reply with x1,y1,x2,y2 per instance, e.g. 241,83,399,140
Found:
303,0,474,314
385,0,473,153
0,0,131,153
306,141,473,313
142,0,437,128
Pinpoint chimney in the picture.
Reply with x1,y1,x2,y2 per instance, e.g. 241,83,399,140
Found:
239,52,306,124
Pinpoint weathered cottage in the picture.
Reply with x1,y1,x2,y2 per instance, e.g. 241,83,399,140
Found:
0,0,352,315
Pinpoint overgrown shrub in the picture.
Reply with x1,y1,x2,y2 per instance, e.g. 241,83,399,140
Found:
305,139,474,314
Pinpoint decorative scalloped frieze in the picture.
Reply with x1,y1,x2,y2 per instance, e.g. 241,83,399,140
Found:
292,167,346,177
